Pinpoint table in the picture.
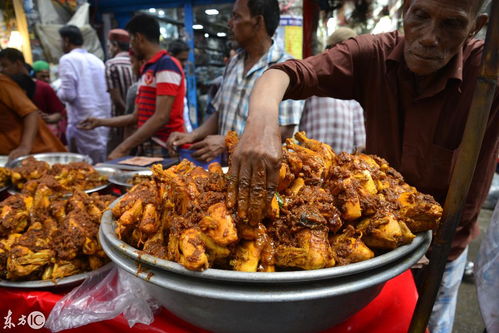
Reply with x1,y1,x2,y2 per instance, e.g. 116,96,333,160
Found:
0,270,423,333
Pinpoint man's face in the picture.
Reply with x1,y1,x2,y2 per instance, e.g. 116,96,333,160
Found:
107,41,119,58
228,0,258,46
129,33,145,59
175,50,189,68
0,58,23,76
35,70,51,83
403,0,485,76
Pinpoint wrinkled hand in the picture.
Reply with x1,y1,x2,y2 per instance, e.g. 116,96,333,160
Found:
190,135,226,162
166,131,197,156
108,145,130,160
77,118,101,131
8,145,31,161
227,120,281,225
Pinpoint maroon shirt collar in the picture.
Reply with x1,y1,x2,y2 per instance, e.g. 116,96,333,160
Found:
386,35,464,97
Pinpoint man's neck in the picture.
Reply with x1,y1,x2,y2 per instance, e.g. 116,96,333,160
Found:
143,44,162,62
243,35,272,62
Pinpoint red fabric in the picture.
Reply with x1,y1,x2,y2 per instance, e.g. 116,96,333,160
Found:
0,270,427,333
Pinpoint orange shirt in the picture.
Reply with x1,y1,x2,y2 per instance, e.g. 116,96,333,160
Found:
0,74,66,155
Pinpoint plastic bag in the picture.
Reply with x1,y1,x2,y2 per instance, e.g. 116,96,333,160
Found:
475,201,499,333
45,266,161,332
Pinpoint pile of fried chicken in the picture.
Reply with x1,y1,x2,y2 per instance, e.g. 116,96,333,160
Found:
0,187,114,281
0,167,10,188
9,157,107,195
113,132,442,272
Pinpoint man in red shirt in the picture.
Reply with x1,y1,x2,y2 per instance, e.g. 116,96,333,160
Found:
79,13,185,159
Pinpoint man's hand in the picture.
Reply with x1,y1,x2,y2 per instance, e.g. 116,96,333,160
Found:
227,116,282,225
40,112,62,124
8,145,31,161
78,118,101,131
166,131,197,156
108,144,130,160
190,135,226,162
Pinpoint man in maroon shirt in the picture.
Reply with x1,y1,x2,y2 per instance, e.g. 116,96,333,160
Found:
228,0,497,332
0,48,67,144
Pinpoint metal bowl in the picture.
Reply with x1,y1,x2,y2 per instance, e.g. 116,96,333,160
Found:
108,170,153,188
0,262,113,289
100,230,430,333
0,156,8,167
6,153,92,168
100,197,431,283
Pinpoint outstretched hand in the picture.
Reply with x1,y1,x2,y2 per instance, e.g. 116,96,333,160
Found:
227,119,282,225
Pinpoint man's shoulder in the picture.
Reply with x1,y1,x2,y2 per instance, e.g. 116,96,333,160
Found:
154,54,182,74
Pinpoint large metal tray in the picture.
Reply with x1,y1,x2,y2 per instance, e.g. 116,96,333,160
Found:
0,262,113,289
109,170,153,188
100,196,431,284
99,230,430,333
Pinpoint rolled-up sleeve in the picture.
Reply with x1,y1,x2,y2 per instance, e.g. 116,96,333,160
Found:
57,57,78,103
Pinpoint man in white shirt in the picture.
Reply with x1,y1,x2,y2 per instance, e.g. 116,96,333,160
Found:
57,25,111,163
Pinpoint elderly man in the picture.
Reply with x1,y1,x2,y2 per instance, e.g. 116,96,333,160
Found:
57,25,111,163
229,1,497,332
166,0,304,162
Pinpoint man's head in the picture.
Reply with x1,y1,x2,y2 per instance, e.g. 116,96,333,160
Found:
107,29,130,58
168,39,190,68
402,0,487,76
326,27,357,50
125,13,160,59
59,25,84,54
228,0,280,46
32,60,51,83
0,48,27,76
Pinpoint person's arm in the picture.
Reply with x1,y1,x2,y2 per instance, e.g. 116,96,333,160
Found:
108,95,174,159
57,58,77,103
109,87,126,115
9,111,38,160
228,69,290,223
165,104,220,155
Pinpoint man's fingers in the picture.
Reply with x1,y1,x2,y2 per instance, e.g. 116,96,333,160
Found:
265,161,280,213
227,157,239,210
248,160,267,225
189,140,207,150
191,146,210,159
237,162,251,221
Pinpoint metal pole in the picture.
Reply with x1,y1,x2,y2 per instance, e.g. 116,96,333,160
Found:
184,0,199,128
409,1,499,332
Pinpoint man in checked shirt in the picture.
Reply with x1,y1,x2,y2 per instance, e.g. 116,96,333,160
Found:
299,28,366,154
166,0,304,162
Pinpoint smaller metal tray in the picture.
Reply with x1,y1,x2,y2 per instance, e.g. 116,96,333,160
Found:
0,262,113,289
6,153,92,168
109,170,153,188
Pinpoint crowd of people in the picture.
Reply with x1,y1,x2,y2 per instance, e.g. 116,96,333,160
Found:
0,0,497,332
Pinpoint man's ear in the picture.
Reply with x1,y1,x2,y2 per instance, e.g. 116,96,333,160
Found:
468,14,488,39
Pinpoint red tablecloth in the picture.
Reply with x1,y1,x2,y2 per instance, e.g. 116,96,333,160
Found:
0,270,423,333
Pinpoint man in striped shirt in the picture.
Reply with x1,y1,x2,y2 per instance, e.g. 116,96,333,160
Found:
105,29,133,151
79,14,185,160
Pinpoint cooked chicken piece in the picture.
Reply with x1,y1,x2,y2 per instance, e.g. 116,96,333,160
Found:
199,202,238,246
231,224,273,272
330,225,374,266
43,259,86,280
397,190,443,233
294,131,336,176
275,228,335,270
357,210,415,249
0,195,32,236
178,228,209,271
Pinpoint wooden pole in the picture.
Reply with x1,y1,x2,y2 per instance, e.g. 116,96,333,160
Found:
409,1,499,332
